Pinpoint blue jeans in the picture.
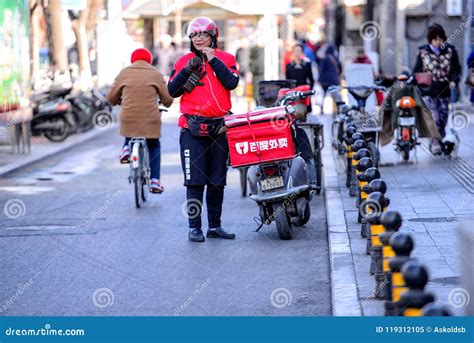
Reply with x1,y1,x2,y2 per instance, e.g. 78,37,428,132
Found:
124,137,161,179
423,96,449,138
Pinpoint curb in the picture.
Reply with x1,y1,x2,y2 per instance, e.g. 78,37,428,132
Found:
322,123,362,316
0,126,116,177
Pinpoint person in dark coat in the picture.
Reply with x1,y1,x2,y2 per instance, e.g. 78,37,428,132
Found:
412,23,461,155
285,44,315,113
467,47,474,105
316,41,341,95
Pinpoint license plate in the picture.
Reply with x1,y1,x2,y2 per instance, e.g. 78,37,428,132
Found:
261,176,284,191
399,117,416,126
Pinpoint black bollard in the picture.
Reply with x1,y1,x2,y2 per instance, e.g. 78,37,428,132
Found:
399,263,435,316
385,232,415,316
358,168,381,237
344,126,357,188
349,139,367,197
355,157,373,224
422,303,453,316
377,211,402,300
365,192,387,276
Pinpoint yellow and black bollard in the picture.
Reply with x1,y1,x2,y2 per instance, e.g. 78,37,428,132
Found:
361,178,387,238
399,262,435,316
355,157,373,204
358,167,381,233
349,138,366,197
385,232,415,316
377,211,402,300
354,154,372,208
365,192,387,275
344,125,358,188
422,303,452,316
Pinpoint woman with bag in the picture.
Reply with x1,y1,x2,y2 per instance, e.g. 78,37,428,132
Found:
168,17,239,242
412,23,461,155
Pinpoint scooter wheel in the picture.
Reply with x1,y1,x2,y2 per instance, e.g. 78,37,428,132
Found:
401,144,410,161
293,202,311,226
272,202,293,240
43,118,71,142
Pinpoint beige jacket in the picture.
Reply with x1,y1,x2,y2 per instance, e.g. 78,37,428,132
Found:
107,61,173,138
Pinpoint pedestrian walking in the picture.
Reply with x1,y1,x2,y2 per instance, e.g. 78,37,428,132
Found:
466,46,474,106
315,39,341,97
315,38,341,113
107,47,174,193
167,16,239,242
412,23,461,155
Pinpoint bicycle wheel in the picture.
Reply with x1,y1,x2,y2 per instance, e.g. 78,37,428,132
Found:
141,148,149,202
134,166,142,208
313,128,323,194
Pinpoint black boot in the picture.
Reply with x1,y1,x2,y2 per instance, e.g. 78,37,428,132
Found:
189,228,205,242
206,227,235,239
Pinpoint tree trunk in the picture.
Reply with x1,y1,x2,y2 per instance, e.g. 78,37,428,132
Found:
30,0,41,85
71,8,92,87
45,0,69,73
71,0,102,87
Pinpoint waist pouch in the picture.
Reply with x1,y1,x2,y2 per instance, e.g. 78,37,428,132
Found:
185,115,225,137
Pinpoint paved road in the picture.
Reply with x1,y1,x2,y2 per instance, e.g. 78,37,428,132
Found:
0,122,331,316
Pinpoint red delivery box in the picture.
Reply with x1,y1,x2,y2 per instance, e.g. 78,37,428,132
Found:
225,106,296,167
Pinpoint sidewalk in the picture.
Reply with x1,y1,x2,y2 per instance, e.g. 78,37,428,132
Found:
323,114,474,316
0,126,117,178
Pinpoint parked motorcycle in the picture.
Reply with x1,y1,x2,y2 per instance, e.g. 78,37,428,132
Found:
30,85,75,142
226,90,315,240
395,96,419,161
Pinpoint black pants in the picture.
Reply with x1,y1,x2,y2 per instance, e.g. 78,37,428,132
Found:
180,129,229,229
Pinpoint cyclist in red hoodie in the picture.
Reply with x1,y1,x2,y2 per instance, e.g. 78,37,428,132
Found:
168,17,239,242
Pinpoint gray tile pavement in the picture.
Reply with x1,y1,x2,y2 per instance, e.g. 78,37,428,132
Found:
326,114,473,316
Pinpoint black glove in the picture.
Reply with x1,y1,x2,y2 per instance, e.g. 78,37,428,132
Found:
186,56,203,73
183,70,206,93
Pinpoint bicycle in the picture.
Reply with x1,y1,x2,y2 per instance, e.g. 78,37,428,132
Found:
331,85,386,168
127,137,151,208
297,115,324,194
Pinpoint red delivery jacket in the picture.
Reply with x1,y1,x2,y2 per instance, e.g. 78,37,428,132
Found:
169,50,238,128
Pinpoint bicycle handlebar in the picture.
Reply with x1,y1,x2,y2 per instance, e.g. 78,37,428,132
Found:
277,90,316,105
